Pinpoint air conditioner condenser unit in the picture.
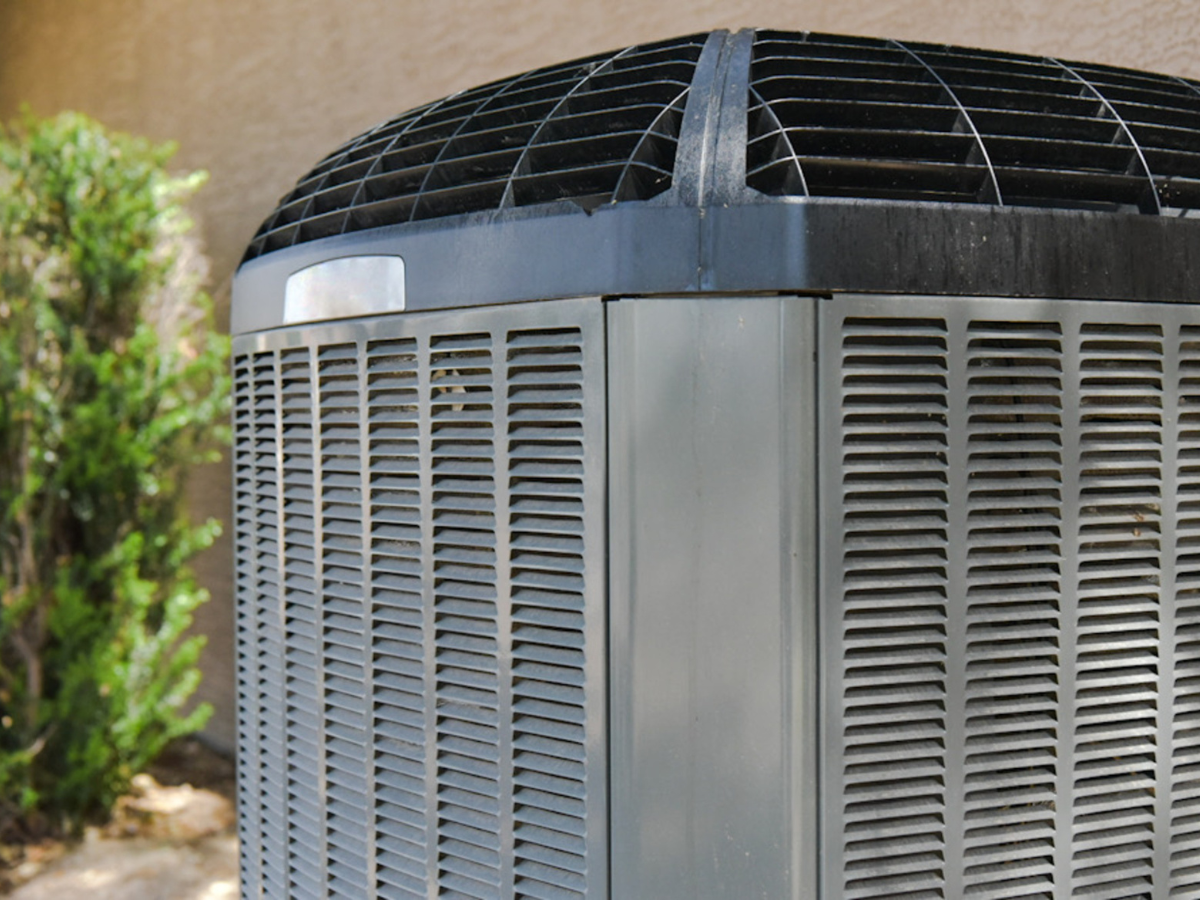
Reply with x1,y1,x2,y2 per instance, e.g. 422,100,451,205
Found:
232,28,1200,900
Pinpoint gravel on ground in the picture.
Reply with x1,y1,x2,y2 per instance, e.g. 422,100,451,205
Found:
7,830,238,900
2,739,239,899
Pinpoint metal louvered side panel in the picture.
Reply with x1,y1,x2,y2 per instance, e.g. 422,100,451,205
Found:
256,352,286,898
233,354,261,896
233,351,289,899
1176,325,1200,897
430,332,503,900
506,327,590,900
963,321,1062,900
279,346,326,900
318,343,373,898
233,297,606,900
1072,324,1162,898
255,349,289,900
366,337,427,900
821,296,1196,900
834,314,950,900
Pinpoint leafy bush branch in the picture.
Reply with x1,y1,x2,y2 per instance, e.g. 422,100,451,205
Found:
0,111,228,833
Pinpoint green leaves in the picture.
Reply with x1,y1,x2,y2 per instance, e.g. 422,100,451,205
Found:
0,111,227,833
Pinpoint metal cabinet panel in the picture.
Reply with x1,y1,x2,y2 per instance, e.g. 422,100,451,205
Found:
607,296,818,900
233,297,608,900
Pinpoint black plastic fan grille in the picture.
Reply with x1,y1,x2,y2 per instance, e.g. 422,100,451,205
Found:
242,34,705,262
749,30,1200,212
244,29,1200,267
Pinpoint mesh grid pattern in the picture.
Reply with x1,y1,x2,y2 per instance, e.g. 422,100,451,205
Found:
749,31,1200,212
242,35,706,262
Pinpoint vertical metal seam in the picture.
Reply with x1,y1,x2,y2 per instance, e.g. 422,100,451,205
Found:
1170,318,1200,895
812,300,827,900
818,301,840,900
776,296,791,896
603,299,626,900
590,298,611,900
784,298,819,900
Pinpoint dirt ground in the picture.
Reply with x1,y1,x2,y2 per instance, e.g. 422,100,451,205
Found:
1,739,239,899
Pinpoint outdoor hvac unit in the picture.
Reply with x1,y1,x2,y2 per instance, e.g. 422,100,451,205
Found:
233,28,1200,900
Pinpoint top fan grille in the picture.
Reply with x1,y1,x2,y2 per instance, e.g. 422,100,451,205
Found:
748,30,1200,212
242,34,706,262
243,29,1200,267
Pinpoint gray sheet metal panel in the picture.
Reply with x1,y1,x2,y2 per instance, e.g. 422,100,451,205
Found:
818,293,1200,900
607,296,818,900
232,296,608,899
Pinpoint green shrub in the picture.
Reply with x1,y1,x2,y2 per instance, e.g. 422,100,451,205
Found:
0,111,229,834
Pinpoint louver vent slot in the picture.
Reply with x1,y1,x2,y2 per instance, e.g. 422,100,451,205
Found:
1175,325,1200,898
431,331,502,900
963,320,1063,900
750,31,1200,212
837,315,950,900
367,336,427,900
280,346,325,900
507,327,589,900
1072,323,1162,898
823,296,1196,900
232,354,260,893
242,35,705,262
235,350,289,898
232,298,605,899
317,342,372,897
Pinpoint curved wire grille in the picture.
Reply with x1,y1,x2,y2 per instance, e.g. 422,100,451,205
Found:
242,34,706,263
749,30,1200,213
245,29,1200,266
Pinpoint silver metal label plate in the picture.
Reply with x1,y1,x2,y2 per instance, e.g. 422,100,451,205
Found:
284,255,406,325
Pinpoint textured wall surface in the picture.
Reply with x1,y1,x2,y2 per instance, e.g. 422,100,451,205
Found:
3,0,1198,752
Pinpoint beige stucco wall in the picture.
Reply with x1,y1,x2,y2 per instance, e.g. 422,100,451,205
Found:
3,0,1199,752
